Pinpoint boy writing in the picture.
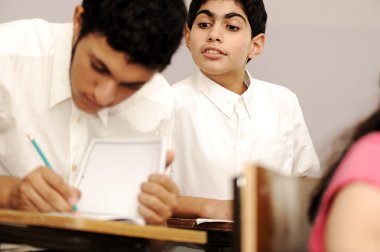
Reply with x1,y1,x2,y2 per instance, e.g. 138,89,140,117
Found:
171,0,320,220
0,0,186,225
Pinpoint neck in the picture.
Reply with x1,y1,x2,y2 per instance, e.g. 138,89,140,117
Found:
202,70,247,95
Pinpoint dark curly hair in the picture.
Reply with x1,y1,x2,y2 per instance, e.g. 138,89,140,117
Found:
78,0,186,71
187,0,267,38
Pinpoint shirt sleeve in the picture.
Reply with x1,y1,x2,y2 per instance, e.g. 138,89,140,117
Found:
0,83,15,176
324,132,380,203
291,94,321,177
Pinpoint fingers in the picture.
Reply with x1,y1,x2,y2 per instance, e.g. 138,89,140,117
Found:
40,168,79,204
11,167,79,213
26,169,72,212
138,174,179,225
17,182,54,212
9,181,39,212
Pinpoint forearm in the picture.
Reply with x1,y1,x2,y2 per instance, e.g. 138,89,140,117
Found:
0,176,20,209
173,196,233,220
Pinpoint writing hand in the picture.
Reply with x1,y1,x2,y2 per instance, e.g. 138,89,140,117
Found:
9,167,80,212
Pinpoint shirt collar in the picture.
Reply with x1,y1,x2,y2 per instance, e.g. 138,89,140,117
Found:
196,70,253,118
241,71,254,118
48,23,109,126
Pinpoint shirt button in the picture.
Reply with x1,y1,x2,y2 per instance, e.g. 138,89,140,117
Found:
76,116,82,124
71,164,78,172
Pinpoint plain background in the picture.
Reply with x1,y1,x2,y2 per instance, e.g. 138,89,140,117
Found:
1,0,380,166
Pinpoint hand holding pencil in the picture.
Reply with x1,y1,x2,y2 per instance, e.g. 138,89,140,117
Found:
7,134,80,213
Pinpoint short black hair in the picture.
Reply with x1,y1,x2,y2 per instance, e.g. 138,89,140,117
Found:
187,0,267,38
79,0,187,71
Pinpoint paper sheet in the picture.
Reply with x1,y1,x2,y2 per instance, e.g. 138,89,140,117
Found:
73,137,166,224
196,218,234,225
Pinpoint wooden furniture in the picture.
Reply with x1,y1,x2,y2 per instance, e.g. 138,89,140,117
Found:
234,165,273,252
0,210,206,251
234,166,320,252
167,218,233,252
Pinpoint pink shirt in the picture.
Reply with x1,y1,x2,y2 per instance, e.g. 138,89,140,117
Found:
309,132,380,252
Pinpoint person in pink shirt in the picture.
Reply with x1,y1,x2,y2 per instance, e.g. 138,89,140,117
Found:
309,105,380,252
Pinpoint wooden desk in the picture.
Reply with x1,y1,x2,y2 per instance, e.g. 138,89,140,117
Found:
167,218,233,252
0,210,206,251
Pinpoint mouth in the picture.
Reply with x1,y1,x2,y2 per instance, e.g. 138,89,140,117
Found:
202,47,227,56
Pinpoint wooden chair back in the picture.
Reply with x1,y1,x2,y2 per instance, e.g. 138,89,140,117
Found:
234,165,320,252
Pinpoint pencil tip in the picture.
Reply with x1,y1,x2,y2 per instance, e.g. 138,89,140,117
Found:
72,204,79,213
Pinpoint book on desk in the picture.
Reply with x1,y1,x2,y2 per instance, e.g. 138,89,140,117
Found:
73,137,166,224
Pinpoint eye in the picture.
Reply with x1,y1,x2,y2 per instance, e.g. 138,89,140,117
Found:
91,61,109,75
198,22,211,29
120,83,144,91
227,24,239,31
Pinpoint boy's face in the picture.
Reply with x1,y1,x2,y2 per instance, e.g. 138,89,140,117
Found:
69,5,155,114
185,0,263,77
69,34,155,114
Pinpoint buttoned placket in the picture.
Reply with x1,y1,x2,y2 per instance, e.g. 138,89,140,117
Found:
68,104,89,185
234,97,251,173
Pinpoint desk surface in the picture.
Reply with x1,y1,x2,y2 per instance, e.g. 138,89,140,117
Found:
0,210,206,246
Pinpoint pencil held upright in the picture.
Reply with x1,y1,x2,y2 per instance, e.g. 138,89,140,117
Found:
27,132,79,213
27,133,53,169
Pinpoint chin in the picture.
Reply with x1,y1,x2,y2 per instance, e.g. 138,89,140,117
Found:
200,67,227,76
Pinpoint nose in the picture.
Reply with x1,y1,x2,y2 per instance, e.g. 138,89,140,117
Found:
94,79,117,106
207,26,222,42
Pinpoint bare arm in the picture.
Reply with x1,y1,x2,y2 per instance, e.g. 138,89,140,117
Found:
0,176,20,208
325,182,380,252
173,196,233,220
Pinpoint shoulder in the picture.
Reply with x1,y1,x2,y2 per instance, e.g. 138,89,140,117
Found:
328,132,380,194
172,75,198,93
134,73,174,109
316,132,380,251
253,78,298,101
251,78,302,119
342,132,380,171
0,19,70,56
172,75,200,102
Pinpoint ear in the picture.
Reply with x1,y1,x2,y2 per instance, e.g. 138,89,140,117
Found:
184,27,191,51
72,5,84,44
247,33,265,60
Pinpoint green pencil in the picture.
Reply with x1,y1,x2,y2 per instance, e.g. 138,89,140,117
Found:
27,133,79,212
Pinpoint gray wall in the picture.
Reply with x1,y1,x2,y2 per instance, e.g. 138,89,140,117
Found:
1,0,380,165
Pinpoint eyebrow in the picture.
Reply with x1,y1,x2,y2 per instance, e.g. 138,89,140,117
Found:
120,81,145,88
196,10,247,23
91,56,111,74
91,55,147,88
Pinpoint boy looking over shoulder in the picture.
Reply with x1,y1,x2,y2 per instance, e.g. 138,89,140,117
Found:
171,0,320,220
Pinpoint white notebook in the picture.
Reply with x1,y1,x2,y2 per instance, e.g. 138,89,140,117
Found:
74,137,166,224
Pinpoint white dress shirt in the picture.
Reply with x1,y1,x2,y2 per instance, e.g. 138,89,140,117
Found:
0,19,174,185
171,71,320,199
